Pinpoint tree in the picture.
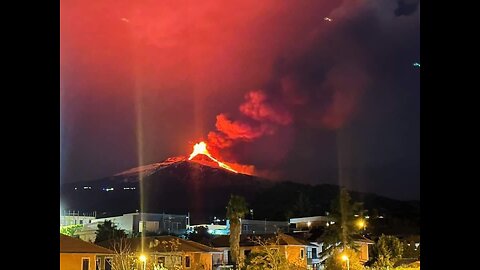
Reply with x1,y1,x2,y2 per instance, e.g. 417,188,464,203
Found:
60,224,83,237
109,238,137,270
324,248,363,270
321,188,363,257
402,240,420,259
226,195,248,269
187,226,212,245
95,220,126,244
372,234,403,269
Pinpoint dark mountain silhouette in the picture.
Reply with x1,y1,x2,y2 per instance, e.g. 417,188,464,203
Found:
60,155,419,228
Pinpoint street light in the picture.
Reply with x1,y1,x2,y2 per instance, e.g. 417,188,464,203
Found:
356,218,366,235
341,254,350,270
356,219,365,229
139,254,147,270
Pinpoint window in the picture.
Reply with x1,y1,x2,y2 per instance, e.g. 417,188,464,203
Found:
300,249,305,259
105,258,112,270
312,248,317,259
185,256,191,268
158,256,166,267
95,257,101,270
307,249,312,259
82,258,90,270
244,249,251,257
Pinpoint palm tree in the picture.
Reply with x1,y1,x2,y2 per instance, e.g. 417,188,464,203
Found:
226,195,248,269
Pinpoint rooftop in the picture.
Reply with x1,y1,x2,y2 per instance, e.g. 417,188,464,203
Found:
98,236,221,253
60,234,114,254
210,233,313,247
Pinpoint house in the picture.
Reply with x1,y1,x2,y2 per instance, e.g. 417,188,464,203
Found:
208,233,318,269
99,236,223,270
289,215,374,267
60,234,114,270
352,235,375,263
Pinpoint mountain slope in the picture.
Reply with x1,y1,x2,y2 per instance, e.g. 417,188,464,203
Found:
60,156,419,228
60,156,272,223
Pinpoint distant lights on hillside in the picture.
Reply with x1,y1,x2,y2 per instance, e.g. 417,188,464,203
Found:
74,186,136,191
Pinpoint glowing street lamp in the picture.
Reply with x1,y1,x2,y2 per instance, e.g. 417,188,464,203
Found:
341,254,350,270
139,254,147,270
356,218,366,230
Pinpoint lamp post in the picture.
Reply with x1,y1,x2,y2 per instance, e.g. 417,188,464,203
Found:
139,254,147,270
341,254,350,270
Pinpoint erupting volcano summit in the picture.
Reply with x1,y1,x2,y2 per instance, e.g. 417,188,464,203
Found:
188,142,238,173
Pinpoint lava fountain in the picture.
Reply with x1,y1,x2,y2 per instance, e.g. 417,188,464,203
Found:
188,141,238,173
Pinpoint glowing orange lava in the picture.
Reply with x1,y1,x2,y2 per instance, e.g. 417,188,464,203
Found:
188,141,238,173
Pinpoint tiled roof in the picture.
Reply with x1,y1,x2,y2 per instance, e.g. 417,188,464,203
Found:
98,236,221,253
352,235,375,244
60,234,114,254
210,233,312,247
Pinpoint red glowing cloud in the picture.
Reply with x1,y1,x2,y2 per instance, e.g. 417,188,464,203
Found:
61,0,418,184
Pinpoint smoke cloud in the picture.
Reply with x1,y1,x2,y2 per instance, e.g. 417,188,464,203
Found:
61,0,419,198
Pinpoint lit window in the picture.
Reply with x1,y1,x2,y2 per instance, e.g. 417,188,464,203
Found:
82,258,90,270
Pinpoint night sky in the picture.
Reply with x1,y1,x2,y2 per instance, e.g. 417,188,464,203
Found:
60,0,420,200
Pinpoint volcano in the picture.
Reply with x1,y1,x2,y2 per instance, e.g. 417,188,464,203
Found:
60,143,420,227
60,148,272,223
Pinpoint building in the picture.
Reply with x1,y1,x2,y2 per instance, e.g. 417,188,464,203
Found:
209,233,318,269
188,219,289,236
74,222,100,243
95,212,188,235
187,224,229,235
352,235,375,263
289,216,374,269
99,236,223,270
60,234,114,270
289,216,335,232
238,219,289,234
74,212,189,242
61,211,97,227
